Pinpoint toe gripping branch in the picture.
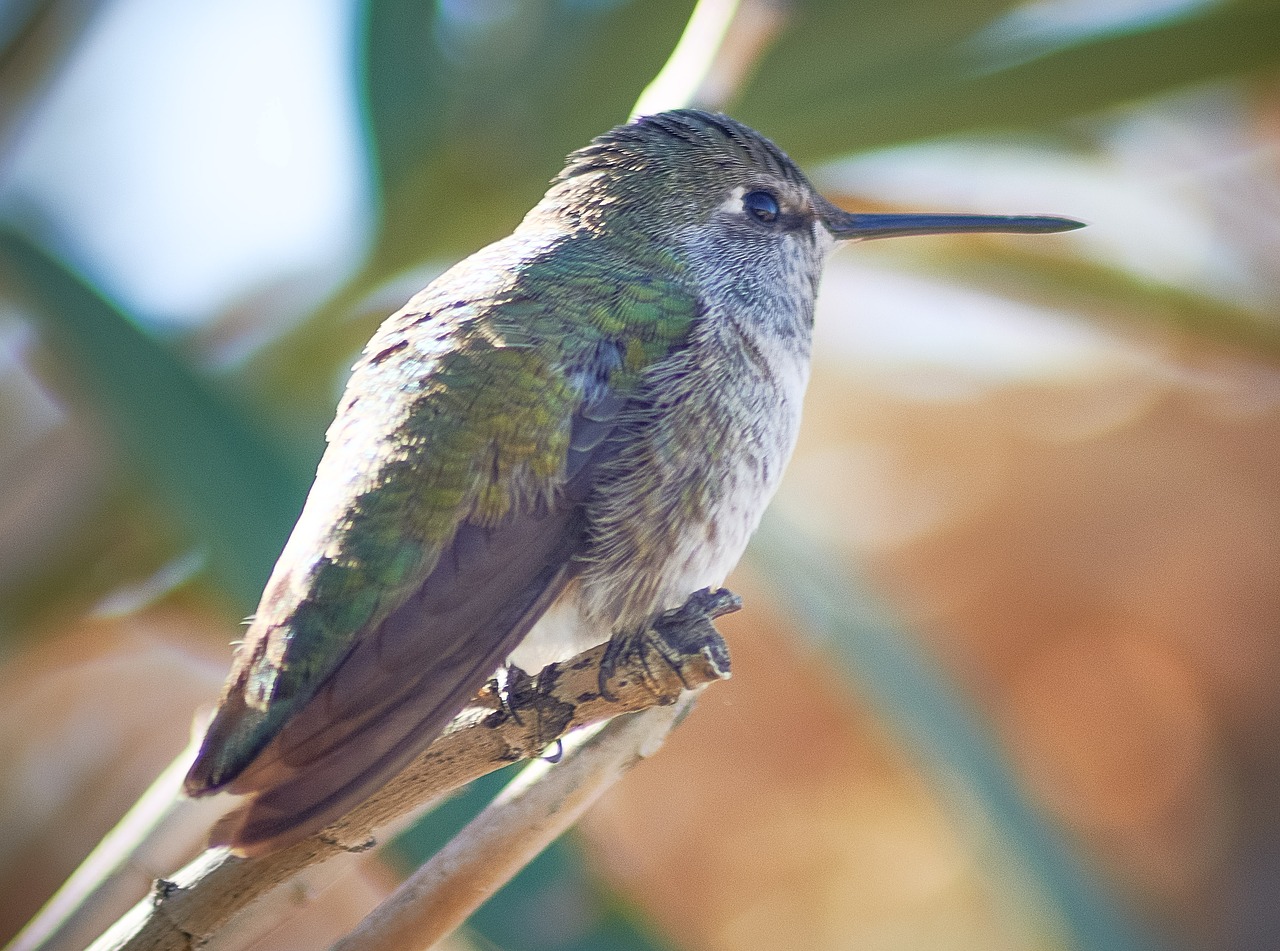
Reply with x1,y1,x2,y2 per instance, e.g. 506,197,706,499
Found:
481,586,738,749
598,587,739,702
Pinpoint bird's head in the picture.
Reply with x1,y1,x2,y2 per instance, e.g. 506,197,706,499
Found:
528,109,1081,320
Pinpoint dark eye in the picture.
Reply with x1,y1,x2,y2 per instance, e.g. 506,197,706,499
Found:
743,190,780,225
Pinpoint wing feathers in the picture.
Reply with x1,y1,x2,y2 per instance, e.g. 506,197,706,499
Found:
210,399,620,854
218,503,585,853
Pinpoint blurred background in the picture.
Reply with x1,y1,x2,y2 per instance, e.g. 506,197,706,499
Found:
1,0,1279,949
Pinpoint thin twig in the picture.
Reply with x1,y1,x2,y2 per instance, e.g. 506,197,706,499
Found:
331,699,698,951
7,724,200,951
85,588,738,951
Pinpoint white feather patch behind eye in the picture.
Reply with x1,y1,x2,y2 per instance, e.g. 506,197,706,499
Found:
719,185,747,215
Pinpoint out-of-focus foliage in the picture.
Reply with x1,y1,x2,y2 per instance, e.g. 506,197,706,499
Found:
2,0,1279,949
363,0,699,268
0,230,311,607
738,0,1280,156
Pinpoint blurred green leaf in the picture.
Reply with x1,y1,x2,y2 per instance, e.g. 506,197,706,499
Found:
0,228,313,609
361,0,698,276
734,0,1280,160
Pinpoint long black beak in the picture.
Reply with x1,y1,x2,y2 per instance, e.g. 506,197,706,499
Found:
822,203,1085,241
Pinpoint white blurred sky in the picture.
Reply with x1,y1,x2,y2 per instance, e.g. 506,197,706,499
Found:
2,0,370,326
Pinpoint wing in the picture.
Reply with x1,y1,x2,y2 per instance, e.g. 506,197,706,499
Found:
185,234,698,854
205,393,624,855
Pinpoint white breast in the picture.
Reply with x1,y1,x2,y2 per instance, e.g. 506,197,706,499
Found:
511,323,811,674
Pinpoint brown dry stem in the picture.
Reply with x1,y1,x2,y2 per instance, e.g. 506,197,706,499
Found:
330,698,698,951
85,588,738,951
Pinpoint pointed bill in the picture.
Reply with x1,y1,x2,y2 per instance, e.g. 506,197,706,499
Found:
820,201,1085,241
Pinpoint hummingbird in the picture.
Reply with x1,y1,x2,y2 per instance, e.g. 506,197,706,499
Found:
185,109,1082,856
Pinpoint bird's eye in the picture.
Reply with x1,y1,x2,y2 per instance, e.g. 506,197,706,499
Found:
743,190,780,225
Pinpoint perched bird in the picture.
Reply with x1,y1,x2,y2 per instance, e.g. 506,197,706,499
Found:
186,109,1082,855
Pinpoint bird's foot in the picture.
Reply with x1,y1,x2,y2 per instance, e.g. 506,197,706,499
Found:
486,661,576,749
598,587,739,702
493,663,535,726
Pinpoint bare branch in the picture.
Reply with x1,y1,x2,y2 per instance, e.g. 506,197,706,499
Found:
86,588,738,951
330,699,698,951
8,725,201,951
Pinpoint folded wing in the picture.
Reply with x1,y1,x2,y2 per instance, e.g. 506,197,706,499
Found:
186,309,632,854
